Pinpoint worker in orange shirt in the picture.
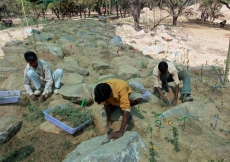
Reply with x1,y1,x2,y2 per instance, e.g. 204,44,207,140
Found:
94,79,146,139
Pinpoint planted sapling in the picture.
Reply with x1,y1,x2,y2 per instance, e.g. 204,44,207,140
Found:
155,120,162,129
173,127,180,152
149,127,158,162
179,116,190,131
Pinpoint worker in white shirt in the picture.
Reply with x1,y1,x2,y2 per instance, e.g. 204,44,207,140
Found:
24,51,63,101
153,61,193,105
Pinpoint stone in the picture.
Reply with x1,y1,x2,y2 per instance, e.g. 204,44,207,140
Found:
157,25,165,31
61,43,81,55
159,33,173,42
134,30,145,39
36,45,64,61
118,65,139,80
98,16,107,22
23,28,40,35
63,131,145,162
150,32,156,37
48,99,73,108
58,83,93,105
39,121,61,134
0,67,20,73
111,56,132,67
142,46,165,55
59,36,75,42
130,39,136,44
61,73,84,85
97,74,116,83
110,36,124,44
34,33,54,41
4,40,24,47
162,102,200,119
0,73,24,90
0,117,22,145
91,60,109,70
1,46,28,55
153,35,163,42
121,25,135,32
62,65,89,76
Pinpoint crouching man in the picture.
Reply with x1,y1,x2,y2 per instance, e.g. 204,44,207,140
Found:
24,51,63,101
153,61,193,105
94,79,143,139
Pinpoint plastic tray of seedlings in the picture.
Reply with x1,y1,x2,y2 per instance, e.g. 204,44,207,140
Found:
0,90,20,104
43,104,91,134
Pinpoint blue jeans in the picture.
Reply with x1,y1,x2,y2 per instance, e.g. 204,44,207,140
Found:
160,70,191,95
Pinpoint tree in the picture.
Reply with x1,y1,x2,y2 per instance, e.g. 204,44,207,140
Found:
165,0,191,25
129,0,144,30
199,0,222,22
219,0,230,9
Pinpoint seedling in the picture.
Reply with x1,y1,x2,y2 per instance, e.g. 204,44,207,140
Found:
80,99,86,108
132,48,136,58
155,119,162,128
149,127,158,162
173,127,180,152
214,114,219,130
166,119,173,130
116,48,120,56
50,104,92,128
200,64,204,82
179,116,190,131
149,141,158,162
141,62,146,68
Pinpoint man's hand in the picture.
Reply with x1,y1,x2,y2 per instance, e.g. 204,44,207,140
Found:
39,94,45,102
30,94,36,101
108,131,123,139
162,96,169,103
171,98,177,106
106,121,112,129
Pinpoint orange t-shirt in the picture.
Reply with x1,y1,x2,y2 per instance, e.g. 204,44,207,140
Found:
102,79,132,111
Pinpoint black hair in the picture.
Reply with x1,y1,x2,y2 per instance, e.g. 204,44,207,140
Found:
158,61,168,73
24,51,37,62
94,83,112,104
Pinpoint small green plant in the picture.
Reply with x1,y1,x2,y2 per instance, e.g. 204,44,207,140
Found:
200,64,204,82
1,145,34,162
149,127,158,162
179,116,190,131
155,120,162,129
141,62,146,68
208,159,224,162
172,127,180,152
22,101,43,123
62,140,72,150
142,110,147,114
50,104,92,127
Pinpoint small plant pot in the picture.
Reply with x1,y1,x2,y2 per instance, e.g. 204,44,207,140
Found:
0,90,20,104
43,106,91,134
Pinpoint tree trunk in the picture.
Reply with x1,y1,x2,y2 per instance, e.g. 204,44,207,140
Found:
129,0,142,30
224,38,230,85
173,16,178,26
116,1,118,18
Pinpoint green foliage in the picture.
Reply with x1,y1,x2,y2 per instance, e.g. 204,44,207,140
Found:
22,101,44,123
179,116,190,122
149,142,158,162
50,105,92,128
1,145,34,162
62,140,72,150
155,120,162,128
173,127,180,152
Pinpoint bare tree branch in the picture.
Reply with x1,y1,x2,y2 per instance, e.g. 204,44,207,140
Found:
219,0,230,9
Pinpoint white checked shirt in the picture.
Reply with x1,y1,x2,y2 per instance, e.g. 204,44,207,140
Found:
24,60,53,96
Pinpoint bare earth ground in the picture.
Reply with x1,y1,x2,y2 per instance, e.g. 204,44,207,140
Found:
0,6,230,162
